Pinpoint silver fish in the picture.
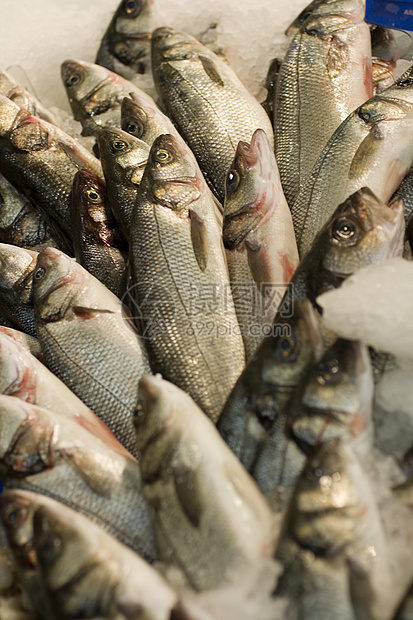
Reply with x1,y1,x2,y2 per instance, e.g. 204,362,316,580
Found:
121,90,181,146
151,27,274,203
134,375,276,591
130,133,245,422
32,247,151,457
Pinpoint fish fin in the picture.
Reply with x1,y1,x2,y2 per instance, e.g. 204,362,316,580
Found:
173,466,202,528
73,306,116,319
62,449,113,496
199,55,225,86
11,121,50,152
349,130,384,180
189,209,208,272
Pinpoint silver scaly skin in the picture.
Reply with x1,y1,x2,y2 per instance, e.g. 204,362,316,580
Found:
274,0,373,207
292,67,413,258
151,27,274,204
134,375,277,592
32,247,151,458
0,396,157,562
130,133,245,422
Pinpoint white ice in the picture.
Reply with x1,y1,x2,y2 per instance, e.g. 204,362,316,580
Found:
0,0,308,113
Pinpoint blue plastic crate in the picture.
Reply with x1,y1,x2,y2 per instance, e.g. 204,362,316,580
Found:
366,0,413,30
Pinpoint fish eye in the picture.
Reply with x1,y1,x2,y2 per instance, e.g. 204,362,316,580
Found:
65,73,81,87
332,218,357,243
317,357,340,384
358,108,372,123
279,336,295,357
126,120,144,138
86,189,101,203
34,267,46,280
123,0,140,15
154,148,172,163
112,139,127,152
226,170,240,193
4,506,26,526
38,535,61,564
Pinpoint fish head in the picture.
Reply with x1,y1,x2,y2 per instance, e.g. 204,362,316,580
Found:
32,248,86,323
0,94,24,137
243,299,323,432
0,490,37,570
72,169,109,227
113,0,156,37
121,93,149,141
98,126,149,185
288,439,365,555
322,187,405,277
0,244,37,293
0,396,29,469
134,375,181,479
145,133,201,212
0,174,28,230
291,339,373,450
0,332,32,398
223,129,277,250
152,27,200,64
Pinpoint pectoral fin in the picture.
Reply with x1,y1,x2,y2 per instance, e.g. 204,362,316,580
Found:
199,55,225,87
189,209,208,272
173,466,202,528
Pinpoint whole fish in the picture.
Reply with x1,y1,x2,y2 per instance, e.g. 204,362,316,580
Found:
151,27,274,203
0,68,59,126
0,95,102,239
252,338,374,505
0,396,157,561
0,243,37,337
130,133,245,422
71,169,128,298
29,493,182,620
96,0,160,79
97,126,150,234
274,0,373,207
217,299,323,472
61,59,155,138
274,439,395,620
121,90,181,146
0,330,131,454
292,68,413,257
223,129,299,359
0,173,63,252
134,375,276,591
32,247,151,457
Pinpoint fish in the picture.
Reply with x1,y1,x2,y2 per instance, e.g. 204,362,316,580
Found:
61,59,156,138
274,439,395,620
0,68,59,126
32,247,151,457
121,90,181,146
130,133,245,422
274,0,373,207
71,169,128,298
0,94,102,239
134,375,276,591
292,67,413,258
96,0,160,79
290,338,374,453
0,173,64,252
223,128,299,359
0,243,37,337
151,27,274,203
97,125,150,235
251,338,374,506
217,299,323,473
0,329,131,454
30,493,183,620
0,395,157,561
0,325,42,359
